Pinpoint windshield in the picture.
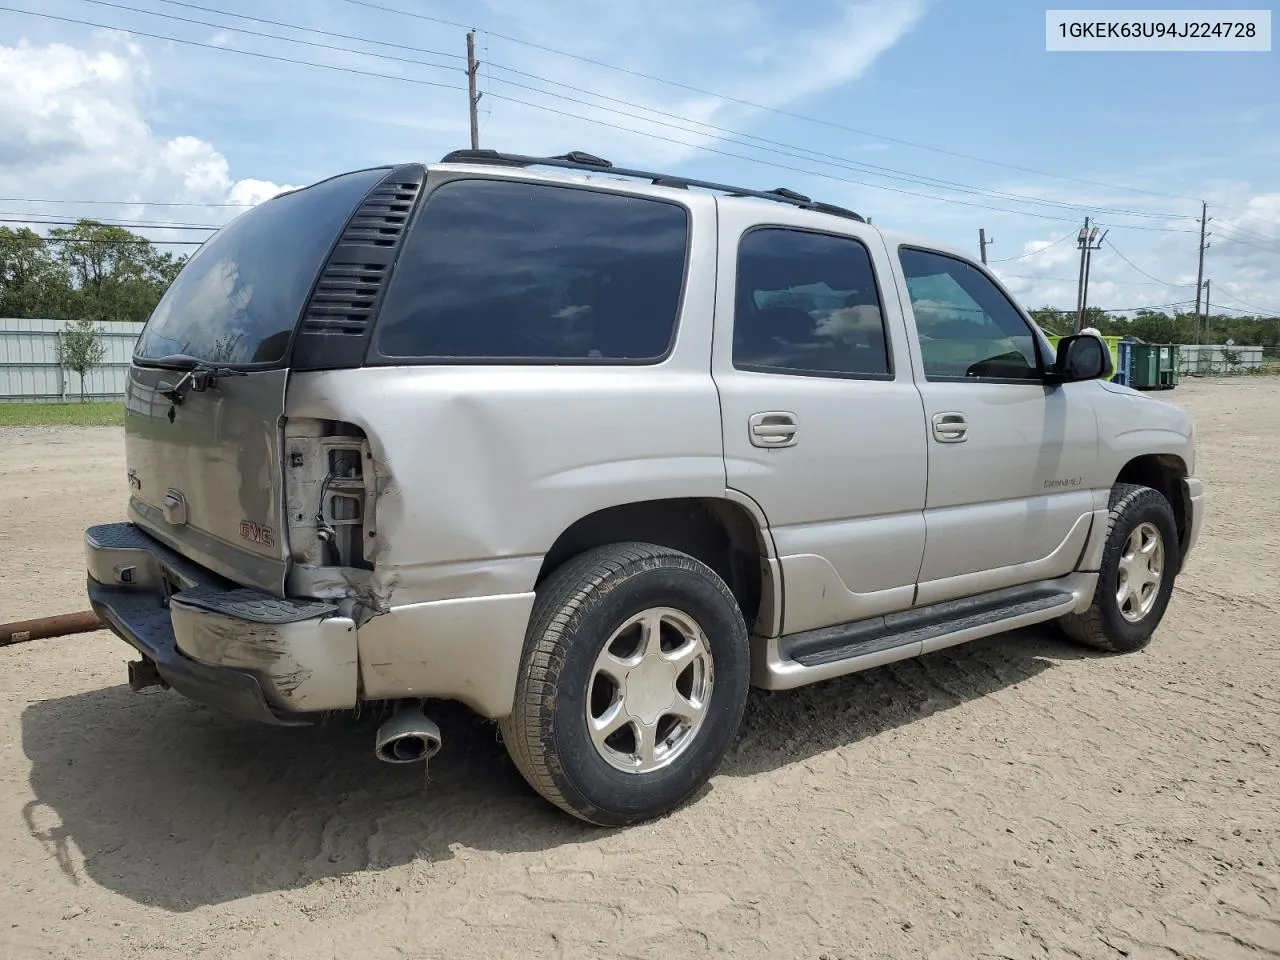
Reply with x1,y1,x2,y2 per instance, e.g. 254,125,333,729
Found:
134,166,388,366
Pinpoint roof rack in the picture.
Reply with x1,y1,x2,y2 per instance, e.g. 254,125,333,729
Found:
437,149,866,223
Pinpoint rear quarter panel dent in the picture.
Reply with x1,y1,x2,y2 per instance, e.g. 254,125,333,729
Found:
286,366,726,603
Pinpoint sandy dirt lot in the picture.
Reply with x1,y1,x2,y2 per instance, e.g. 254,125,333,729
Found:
1,378,1277,960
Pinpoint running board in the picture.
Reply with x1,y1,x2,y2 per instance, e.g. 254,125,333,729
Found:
752,581,1082,691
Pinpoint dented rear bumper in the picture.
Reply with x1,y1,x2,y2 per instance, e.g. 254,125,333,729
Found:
85,523,357,721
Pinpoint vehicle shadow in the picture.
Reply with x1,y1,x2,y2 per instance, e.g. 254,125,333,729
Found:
21,624,1086,911
721,624,1090,778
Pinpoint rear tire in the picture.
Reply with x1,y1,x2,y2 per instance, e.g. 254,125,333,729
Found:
1059,483,1179,653
500,542,750,826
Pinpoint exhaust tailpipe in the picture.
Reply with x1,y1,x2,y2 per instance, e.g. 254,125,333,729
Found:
128,658,168,691
375,699,442,764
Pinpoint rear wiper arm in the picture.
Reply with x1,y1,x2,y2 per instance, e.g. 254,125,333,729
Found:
157,363,247,406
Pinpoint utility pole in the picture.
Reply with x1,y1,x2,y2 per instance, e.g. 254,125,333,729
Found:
466,31,482,150
1075,219,1105,331
1075,217,1090,326
1193,201,1210,318
1079,226,1107,328
979,228,992,265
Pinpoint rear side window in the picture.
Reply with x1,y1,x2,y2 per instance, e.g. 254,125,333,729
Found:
733,227,891,379
373,179,689,362
135,167,388,366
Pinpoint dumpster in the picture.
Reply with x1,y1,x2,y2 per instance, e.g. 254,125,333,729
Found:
1116,340,1132,386
1123,343,1180,391
1127,343,1161,389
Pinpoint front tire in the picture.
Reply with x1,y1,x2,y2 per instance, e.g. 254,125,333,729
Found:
500,543,750,826
1060,483,1180,653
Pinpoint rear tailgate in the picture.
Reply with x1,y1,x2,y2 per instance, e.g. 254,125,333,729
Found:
124,366,290,594
123,165,398,595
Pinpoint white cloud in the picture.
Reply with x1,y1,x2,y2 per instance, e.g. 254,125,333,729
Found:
0,34,296,240
470,0,933,167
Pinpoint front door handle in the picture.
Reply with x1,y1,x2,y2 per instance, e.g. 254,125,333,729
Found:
749,411,799,448
932,411,968,443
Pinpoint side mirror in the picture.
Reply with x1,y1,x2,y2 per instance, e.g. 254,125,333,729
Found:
1049,333,1113,383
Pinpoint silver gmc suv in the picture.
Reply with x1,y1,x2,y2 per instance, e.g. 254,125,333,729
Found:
85,149,1203,826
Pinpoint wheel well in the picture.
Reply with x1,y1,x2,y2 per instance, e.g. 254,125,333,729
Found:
1116,454,1189,562
536,498,767,631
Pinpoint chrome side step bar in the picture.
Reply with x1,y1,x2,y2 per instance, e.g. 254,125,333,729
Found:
751,575,1092,691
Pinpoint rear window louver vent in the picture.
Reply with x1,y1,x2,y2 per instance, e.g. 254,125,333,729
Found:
300,263,388,336
292,164,426,370
300,179,420,337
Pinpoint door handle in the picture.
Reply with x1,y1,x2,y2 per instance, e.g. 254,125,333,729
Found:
932,411,968,443
749,412,799,448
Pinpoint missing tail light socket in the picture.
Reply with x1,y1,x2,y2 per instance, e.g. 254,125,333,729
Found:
321,448,371,568
284,421,375,570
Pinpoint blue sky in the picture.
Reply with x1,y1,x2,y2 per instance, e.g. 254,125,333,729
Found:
1,0,1277,318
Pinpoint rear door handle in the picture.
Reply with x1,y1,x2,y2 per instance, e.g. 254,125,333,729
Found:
749,411,799,448
932,411,968,443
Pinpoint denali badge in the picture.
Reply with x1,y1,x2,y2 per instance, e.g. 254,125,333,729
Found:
239,520,276,547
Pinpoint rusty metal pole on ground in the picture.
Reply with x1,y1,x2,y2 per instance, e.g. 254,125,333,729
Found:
0,610,102,647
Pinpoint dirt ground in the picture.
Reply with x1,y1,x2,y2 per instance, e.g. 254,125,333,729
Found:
1,378,1277,960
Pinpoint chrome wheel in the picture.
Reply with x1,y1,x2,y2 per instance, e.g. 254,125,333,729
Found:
586,607,714,774
1116,521,1165,623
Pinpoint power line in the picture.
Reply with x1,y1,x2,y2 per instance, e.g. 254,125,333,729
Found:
78,0,461,74
17,235,206,246
1,5,1235,269
0,6,467,94
78,0,1196,222
479,71,1191,221
0,7,1082,224
0,215,219,230
1035,300,1196,314
7,7,1216,229
1102,237,1189,287
1208,302,1280,316
988,232,1075,263
1213,221,1280,247
1206,207,1280,230
0,196,252,208
1215,221,1278,243
337,0,1198,203
1000,273,1182,285
1103,223,1198,234
1214,288,1280,316
1211,232,1280,254
151,0,460,61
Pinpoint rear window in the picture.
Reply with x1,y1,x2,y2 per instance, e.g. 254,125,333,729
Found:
372,178,689,362
134,167,388,366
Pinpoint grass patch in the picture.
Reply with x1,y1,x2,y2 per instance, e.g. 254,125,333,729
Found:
0,401,124,427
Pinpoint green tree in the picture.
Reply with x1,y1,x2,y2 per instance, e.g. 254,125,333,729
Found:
0,227,72,318
55,317,108,402
50,221,159,322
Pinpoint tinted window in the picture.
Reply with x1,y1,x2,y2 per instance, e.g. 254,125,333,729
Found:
898,248,1042,381
733,228,891,378
373,179,688,362
135,167,387,365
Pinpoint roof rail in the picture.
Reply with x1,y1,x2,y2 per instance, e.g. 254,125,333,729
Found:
437,149,865,223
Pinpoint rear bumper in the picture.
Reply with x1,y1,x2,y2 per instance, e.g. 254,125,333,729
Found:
85,523,356,722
